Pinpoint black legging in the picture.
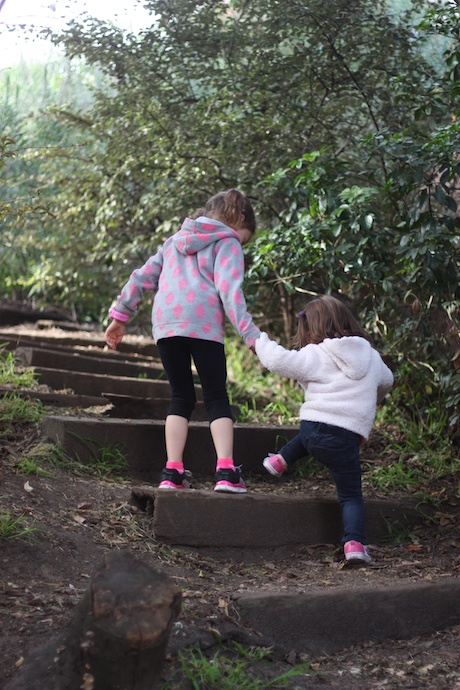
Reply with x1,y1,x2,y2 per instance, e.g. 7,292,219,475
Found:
157,336,233,423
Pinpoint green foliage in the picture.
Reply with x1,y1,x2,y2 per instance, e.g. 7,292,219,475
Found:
1,0,438,317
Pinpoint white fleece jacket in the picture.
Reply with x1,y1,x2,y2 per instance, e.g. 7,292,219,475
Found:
255,332,394,439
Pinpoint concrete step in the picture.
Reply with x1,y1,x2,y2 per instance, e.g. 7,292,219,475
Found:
15,346,167,380
42,415,298,480
131,486,418,549
234,579,460,655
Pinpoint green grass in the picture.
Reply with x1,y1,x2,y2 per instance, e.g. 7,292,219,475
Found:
48,436,129,479
0,393,43,438
0,512,38,542
225,335,302,425
0,347,37,388
368,402,459,496
163,643,312,689
16,455,54,477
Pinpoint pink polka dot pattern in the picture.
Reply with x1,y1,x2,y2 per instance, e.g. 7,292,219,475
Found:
113,218,260,348
233,290,243,305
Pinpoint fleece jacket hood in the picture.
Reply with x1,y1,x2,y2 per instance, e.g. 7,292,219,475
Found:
318,336,373,380
172,217,239,255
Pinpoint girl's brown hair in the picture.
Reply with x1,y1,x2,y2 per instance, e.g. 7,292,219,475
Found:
203,188,256,233
292,295,369,349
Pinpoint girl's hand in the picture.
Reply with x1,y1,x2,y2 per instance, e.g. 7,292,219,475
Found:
105,319,126,350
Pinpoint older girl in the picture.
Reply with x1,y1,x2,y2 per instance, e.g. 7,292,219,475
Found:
105,189,260,493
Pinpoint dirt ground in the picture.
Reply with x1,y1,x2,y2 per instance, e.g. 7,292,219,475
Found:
1,413,460,689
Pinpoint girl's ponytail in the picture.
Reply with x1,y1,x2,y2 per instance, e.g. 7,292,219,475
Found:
203,188,255,232
223,189,245,229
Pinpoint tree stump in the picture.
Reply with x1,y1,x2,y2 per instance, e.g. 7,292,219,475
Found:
6,549,181,690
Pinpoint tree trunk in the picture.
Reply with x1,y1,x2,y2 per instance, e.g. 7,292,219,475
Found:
5,549,181,690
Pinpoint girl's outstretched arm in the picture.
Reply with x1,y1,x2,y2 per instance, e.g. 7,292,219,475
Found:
255,331,315,381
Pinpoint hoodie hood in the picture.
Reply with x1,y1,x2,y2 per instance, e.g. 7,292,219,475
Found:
319,336,372,380
172,217,239,255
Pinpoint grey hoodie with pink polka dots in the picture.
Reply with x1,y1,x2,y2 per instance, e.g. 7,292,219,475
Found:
109,216,261,347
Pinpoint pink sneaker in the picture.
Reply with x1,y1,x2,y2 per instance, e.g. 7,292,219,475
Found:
263,453,287,477
344,540,372,565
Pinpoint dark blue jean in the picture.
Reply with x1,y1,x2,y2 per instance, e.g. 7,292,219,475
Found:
279,420,364,544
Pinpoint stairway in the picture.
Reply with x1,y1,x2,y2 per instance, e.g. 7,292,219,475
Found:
2,321,459,657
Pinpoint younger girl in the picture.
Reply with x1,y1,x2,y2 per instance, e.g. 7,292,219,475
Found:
255,295,393,564
105,189,260,493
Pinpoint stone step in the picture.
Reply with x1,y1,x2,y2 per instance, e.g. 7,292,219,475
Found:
0,386,109,409
33,367,200,400
15,346,167,380
0,304,72,326
0,326,158,356
103,393,238,421
234,579,460,655
131,486,418,548
42,415,298,480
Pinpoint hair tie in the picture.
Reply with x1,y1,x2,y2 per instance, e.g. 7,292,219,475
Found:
298,311,305,317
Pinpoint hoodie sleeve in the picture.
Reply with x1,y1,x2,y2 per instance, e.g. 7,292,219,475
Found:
255,331,317,381
376,356,394,403
109,248,164,322
214,238,260,347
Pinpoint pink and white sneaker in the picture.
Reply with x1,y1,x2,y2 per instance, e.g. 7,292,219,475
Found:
158,468,192,490
263,453,287,477
344,540,372,565
214,466,247,493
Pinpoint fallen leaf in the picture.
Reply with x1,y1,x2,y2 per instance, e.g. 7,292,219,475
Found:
77,502,91,510
72,514,86,525
218,597,229,616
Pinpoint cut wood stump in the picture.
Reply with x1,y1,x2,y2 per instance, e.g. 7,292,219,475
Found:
5,550,181,690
